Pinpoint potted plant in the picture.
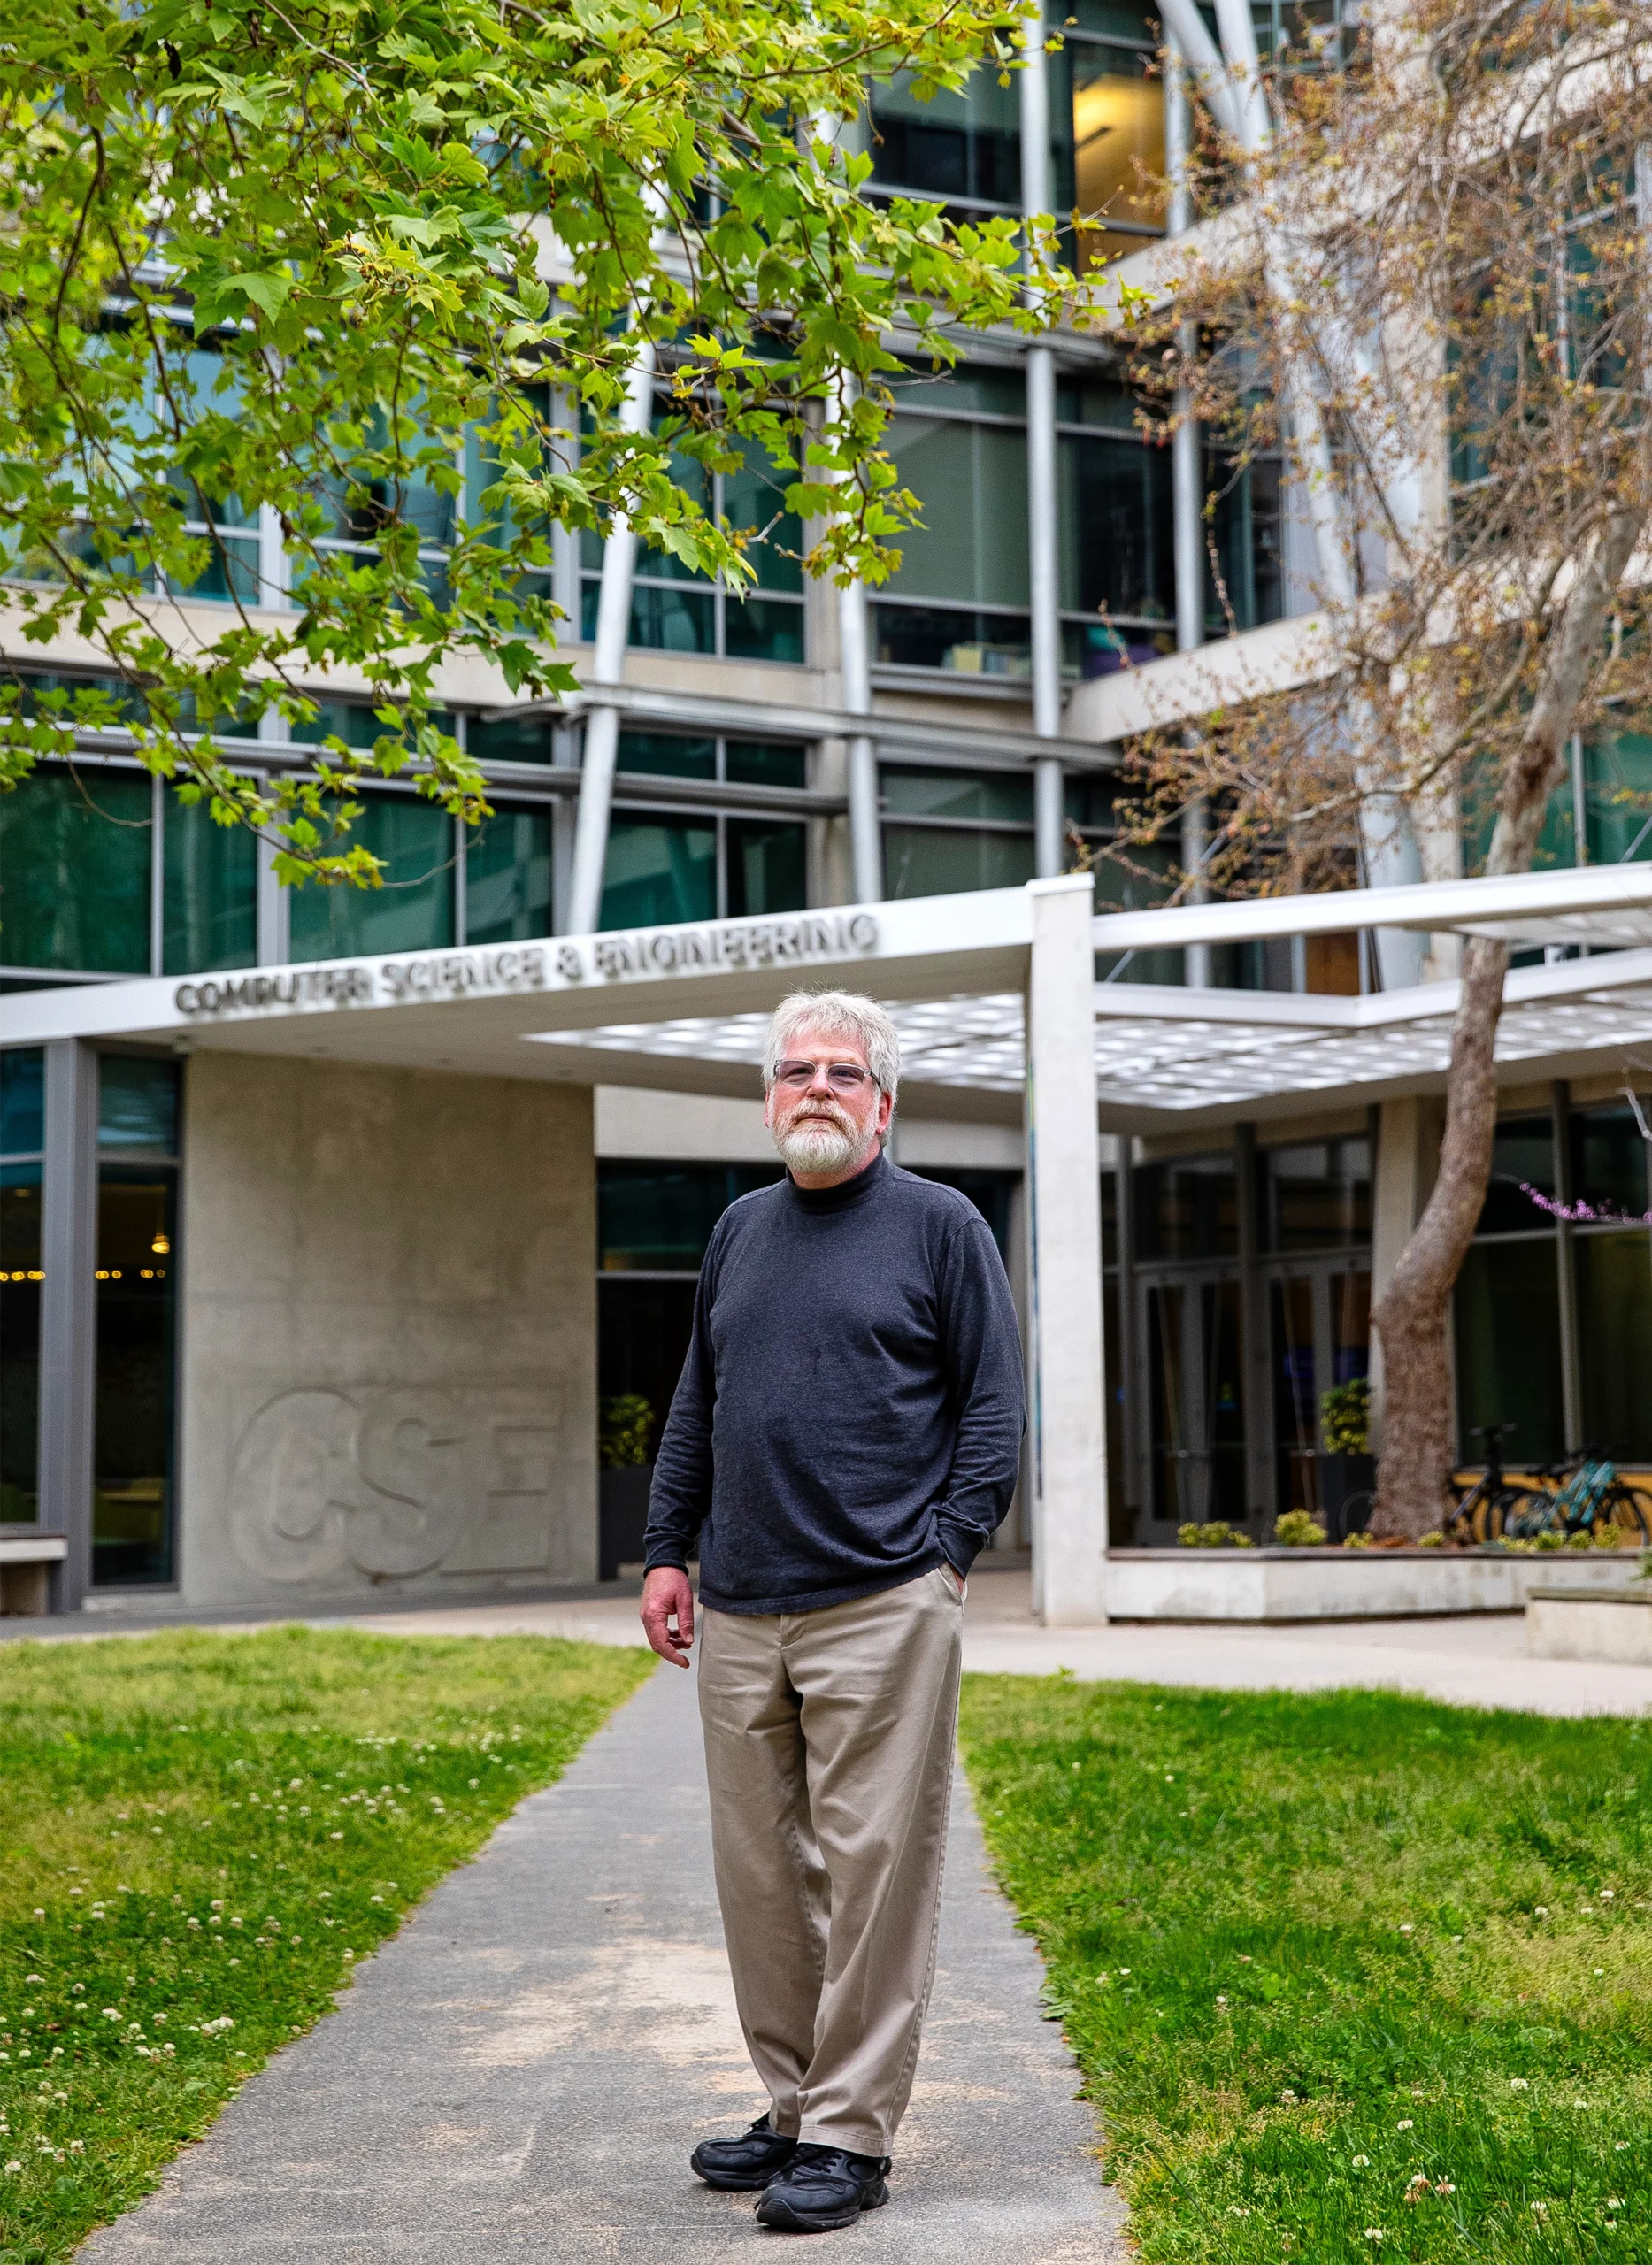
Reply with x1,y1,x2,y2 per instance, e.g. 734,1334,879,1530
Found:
598,1394,655,1582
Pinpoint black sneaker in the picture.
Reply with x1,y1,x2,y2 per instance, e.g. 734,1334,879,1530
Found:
690,2112,798,2192
754,2142,891,2232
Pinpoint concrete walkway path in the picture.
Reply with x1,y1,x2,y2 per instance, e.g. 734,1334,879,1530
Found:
81,1662,1125,2263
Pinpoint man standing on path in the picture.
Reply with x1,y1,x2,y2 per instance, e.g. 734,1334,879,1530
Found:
639,988,1025,2236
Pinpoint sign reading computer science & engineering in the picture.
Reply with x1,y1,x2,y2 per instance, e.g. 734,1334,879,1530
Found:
173,910,880,1017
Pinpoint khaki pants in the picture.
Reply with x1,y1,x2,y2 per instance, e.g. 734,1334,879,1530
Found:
696,1566,964,2157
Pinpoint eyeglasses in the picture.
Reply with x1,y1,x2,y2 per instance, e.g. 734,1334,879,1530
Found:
772,1060,875,1093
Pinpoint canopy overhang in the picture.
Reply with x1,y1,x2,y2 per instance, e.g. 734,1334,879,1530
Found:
5,865,1652,1131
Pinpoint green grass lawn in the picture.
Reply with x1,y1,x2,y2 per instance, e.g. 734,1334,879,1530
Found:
960,1676,1652,2264
0,1625,651,2265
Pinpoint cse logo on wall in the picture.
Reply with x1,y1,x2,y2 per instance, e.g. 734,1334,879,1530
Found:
227,1384,569,1586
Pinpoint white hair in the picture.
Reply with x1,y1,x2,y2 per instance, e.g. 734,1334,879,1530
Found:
762,990,901,1102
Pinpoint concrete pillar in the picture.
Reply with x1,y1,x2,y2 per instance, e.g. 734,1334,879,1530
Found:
1368,1094,1441,1456
40,1040,98,1609
1025,873,1108,1624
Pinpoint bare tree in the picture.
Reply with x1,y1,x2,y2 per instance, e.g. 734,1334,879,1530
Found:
1103,0,1652,1533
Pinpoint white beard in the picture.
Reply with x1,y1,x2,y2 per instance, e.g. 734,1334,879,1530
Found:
772,1105,864,1177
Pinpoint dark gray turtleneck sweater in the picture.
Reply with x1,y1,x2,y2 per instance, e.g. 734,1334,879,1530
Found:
642,1150,1026,1616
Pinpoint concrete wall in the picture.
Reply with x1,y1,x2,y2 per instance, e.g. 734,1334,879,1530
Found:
178,1055,596,1609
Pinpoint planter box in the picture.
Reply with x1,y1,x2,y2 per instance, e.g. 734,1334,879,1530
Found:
598,1463,654,1583
1526,1585,1652,1663
1108,1547,1647,1623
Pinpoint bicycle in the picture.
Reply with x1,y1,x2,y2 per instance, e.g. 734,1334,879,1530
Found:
1500,1444,1652,1546
1441,1425,1558,1545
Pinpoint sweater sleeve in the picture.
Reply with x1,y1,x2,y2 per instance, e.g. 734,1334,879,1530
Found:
642,1230,720,1574
933,1213,1026,1574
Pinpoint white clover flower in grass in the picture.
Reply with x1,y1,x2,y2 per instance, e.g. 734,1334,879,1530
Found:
1352,2154,1371,2168
4,2162,19,2176
1364,2231,1386,2244
1601,1888,1616,1900
1399,1924,1413,1934
1397,2120,1414,2131
1510,2078,1530,2091
1534,1907,1548,1917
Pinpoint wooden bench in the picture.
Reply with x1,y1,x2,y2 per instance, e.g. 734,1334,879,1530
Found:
0,1531,67,1616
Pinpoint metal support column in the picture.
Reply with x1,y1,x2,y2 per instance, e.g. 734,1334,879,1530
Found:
1551,1079,1582,1454
838,575,882,903
1021,0,1064,877
39,1040,98,1611
1026,873,1108,1624
1167,35,1212,987
566,342,657,937
1234,1119,1273,1521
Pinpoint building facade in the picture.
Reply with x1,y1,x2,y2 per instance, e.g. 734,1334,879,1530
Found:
3,0,1650,1616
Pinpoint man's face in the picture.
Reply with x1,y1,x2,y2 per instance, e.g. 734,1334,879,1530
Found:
765,1024,893,1183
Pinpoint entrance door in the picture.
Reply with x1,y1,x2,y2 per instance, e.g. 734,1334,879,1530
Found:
1144,1276,1245,1525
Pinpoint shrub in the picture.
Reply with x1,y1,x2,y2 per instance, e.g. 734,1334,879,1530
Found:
1319,1376,1371,1455
1176,1520,1256,1548
1273,1509,1328,1547
598,1394,654,1469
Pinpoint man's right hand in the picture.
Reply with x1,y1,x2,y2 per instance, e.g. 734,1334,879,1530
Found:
640,1564,695,1668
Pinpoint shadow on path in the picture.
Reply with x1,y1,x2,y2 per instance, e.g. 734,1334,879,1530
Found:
82,1662,1125,2261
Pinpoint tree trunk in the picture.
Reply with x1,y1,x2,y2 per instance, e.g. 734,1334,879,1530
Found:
1370,505,1647,1537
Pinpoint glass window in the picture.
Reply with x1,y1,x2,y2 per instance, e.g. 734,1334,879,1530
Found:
884,415,1029,608
618,732,717,779
1209,453,1285,634
1572,1103,1648,1217
1136,1155,1238,1260
1261,1139,1372,1252
599,1162,782,1271
163,795,257,974
601,817,717,929
1577,1234,1652,1460
0,766,152,974
288,797,455,962
724,595,807,664
1456,1238,1564,1463
1584,733,1652,864
0,1049,44,1157
883,826,1036,900
1053,41,1166,271
873,603,1030,676
1059,433,1174,631
882,769,1033,823
468,711,557,765
723,438,803,596
94,1165,177,1586
1477,1116,1556,1234
867,65,1021,209
726,819,806,917
726,740,806,790
99,1057,180,1154
465,805,552,944
894,364,1026,418
0,1157,42,1525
